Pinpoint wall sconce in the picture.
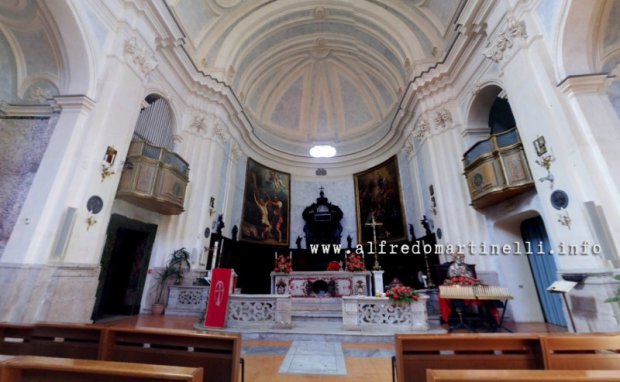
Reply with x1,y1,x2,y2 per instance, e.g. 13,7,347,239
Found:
101,146,117,182
558,211,571,230
209,197,216,217
533,136,555,188
86,214,97,230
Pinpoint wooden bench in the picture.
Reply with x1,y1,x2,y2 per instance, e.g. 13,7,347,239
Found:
0,323,104,359
100,327,242,382
540,334,620,370
0,324,33,355
394,334,544,382
426,369,620,381
0,355,203,382
29,322,105,359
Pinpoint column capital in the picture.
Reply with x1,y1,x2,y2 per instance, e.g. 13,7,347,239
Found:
558,74,611,96
51,95,96,112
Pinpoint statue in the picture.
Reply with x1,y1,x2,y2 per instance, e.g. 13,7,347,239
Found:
296,236,302,249
447,252,474,279
216,214,225,235
421,215,432,236
409,224,416,241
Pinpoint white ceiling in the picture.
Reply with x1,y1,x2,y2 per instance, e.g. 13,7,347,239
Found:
167,0,464,160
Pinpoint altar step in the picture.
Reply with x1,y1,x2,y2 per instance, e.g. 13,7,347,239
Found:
291,297,343,323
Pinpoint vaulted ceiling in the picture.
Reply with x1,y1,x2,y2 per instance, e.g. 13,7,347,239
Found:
167,0,464,160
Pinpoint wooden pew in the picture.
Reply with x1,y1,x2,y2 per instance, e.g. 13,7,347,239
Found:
29,322,105,359
0,322,105,359
0,355,203,382
395,334,544,382
0,324,33,355
541,334,620,370
426,369,620,382
100,327,242,382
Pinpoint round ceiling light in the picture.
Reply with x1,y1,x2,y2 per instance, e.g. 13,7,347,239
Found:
309,145,336,158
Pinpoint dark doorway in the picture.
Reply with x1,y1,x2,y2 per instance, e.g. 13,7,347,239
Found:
92,214,157,321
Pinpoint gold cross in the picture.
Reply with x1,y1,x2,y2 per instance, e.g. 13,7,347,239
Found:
365,216,383,270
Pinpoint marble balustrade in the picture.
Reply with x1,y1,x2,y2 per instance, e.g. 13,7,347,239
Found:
342,294,430,331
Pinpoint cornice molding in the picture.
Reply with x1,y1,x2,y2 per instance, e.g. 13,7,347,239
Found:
558,74,611,95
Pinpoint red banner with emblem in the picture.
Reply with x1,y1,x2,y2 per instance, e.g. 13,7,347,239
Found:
204,268,236,328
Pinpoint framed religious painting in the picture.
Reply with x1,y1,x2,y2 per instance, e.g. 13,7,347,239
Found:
240,158,290,246
354,156,407,243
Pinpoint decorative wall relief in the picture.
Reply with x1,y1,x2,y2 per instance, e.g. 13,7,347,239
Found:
483,17,527,63
414,118,430,141
240,158,291,246
434,109,452,130
124,36,158,76
354,156,407,243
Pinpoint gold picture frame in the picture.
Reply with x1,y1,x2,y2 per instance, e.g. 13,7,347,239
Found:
354,156,407,243
240,158,291,246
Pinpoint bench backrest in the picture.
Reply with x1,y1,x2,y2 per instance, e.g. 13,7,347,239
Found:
426,369,620,382
0,324,33,355
0,355,203,382
541,334,620,370
395,334,544,382
29,323,104,359
100,327,241,382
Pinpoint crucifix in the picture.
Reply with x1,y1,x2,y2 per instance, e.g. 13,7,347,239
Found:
365,215,383,270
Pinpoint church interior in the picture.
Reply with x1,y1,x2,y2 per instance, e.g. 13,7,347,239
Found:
1,0,620,380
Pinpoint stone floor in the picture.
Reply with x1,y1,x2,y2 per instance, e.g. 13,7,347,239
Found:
99,315,568,382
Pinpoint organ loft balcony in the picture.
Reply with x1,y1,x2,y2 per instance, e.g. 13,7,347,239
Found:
116,139,189,215
462,128,534,209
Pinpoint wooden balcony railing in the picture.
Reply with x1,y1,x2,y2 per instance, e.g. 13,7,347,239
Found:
462,128,534,209
116,140,189,215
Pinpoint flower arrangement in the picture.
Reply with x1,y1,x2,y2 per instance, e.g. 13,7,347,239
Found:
327,261,341,271
345,253,366,272
385,285,419,304
443,276,484,287
274,254,292,273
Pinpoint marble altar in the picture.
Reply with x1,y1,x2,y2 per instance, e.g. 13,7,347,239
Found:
271,271,372,297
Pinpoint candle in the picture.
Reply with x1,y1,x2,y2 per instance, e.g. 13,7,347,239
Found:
289,251,293,264
274,252,277,265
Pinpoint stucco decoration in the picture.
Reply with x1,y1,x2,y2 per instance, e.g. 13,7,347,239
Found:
168,0,465,158
483,18,528,63
0,0,60,103
124,37,158,76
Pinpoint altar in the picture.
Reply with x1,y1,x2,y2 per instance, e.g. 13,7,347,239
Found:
271,271,372,297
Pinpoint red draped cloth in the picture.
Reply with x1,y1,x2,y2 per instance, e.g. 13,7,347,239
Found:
439,293,500,324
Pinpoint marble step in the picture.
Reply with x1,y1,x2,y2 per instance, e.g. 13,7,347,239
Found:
291,309,342,317
291,315,343,323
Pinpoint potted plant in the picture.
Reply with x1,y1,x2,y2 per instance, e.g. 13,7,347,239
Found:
152,247,191,314
605,275,620,303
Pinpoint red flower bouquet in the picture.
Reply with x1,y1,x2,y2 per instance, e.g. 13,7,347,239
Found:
345,253,366,272
274,254,292,273
443,276,483,286
327,261,341,271
385,285,419,304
